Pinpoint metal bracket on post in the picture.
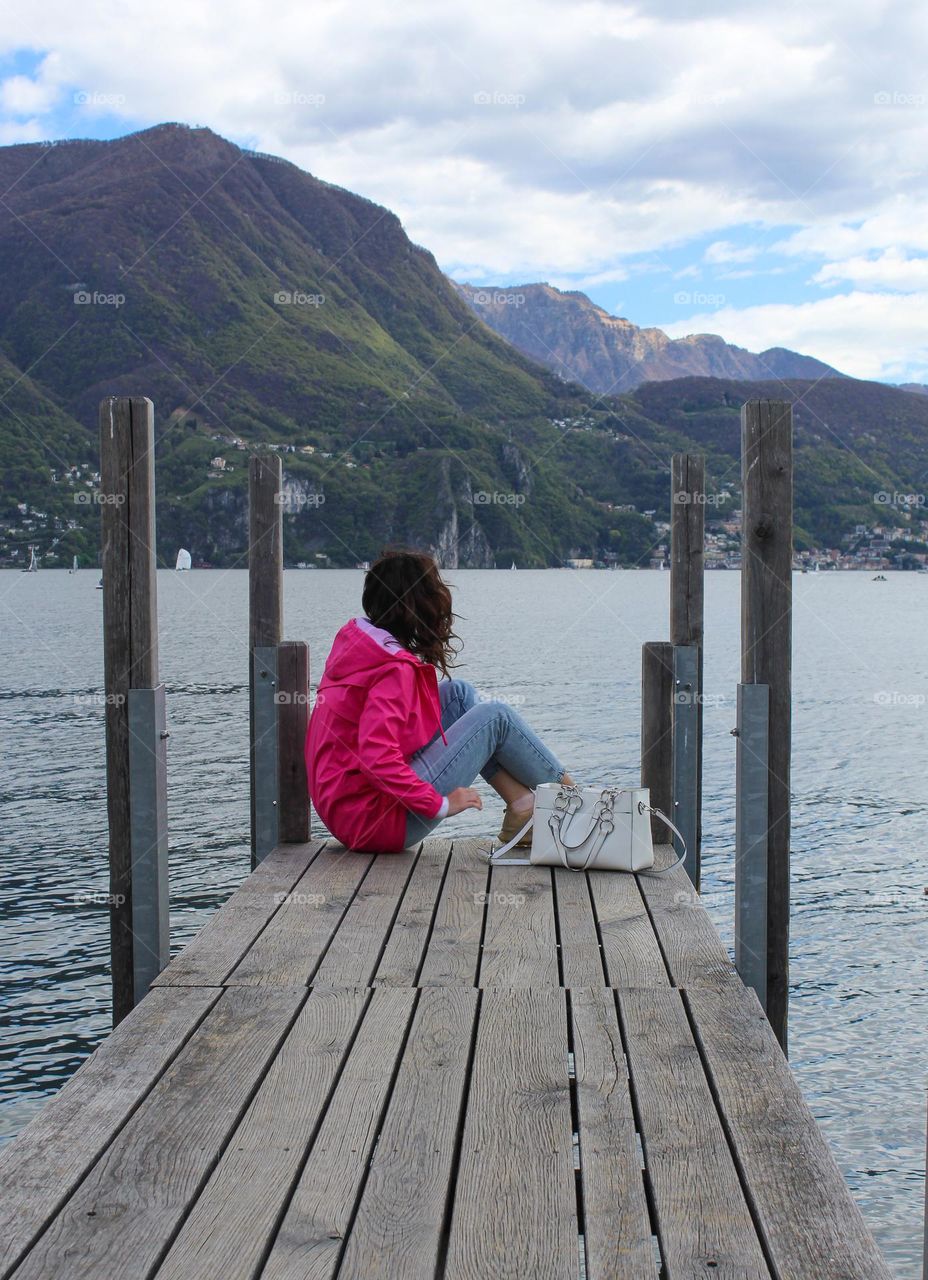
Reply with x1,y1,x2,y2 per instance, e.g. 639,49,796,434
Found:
672,644,699,881
253,645,280,863
127,684,170,1001
734,682,769,1008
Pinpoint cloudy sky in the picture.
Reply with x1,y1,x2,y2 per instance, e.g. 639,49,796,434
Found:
3,0,927,381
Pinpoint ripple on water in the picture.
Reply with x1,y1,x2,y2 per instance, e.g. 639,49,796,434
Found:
0,569,925,1277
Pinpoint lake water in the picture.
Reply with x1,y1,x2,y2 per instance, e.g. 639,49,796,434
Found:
0,567,925,1276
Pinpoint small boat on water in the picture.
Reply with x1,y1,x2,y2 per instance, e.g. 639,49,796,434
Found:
872,574,888,582
96,577,103,590
175,548,192,572
510,562,517,570
21,546,38,573
69,555,78,574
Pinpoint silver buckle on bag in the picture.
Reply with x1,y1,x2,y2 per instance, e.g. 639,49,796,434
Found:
554,785,582,815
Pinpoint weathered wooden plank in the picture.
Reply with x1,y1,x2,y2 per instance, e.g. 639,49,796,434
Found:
261,987,418,1280
587,868,670,987
154,989,369,1280
571,988,656,1279
417,839,487,987
312,847,419,987
11,987,305,1280
687,986,894,1280
371,839,452,986
338,987,479,1279
225,845,373,986
636,844,741,990
480,864,559,987
555,869,607,986
152,841,325,987
444,988,577,1279
619,988,770,1278
0,986,219,1280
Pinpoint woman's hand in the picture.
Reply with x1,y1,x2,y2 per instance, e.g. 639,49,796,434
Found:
445,786,482,816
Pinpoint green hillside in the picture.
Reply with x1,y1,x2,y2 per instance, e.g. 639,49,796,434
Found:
1,123,926,569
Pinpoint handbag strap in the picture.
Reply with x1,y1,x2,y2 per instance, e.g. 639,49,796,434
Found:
484,814,534,865
637,803,687,876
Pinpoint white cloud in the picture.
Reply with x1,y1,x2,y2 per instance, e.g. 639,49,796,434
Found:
661,290,928,382
704,239,759,264
2,0,928,372
813,249,928,291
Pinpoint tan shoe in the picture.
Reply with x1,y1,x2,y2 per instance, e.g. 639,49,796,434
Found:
497,804,534,847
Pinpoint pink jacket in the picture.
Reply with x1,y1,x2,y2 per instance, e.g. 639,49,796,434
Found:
305,618,446,852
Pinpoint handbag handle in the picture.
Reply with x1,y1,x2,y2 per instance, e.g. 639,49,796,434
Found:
548,806,609,871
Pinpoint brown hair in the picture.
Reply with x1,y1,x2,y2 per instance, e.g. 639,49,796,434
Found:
362,549,459,676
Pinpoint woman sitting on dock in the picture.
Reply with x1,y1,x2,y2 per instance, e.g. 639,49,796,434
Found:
306,549,574,852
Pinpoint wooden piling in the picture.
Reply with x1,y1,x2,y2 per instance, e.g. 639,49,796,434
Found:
277,640,310,843
249,454,284,866
670,453,705,887
99,396,165,1025
741,399,792,1052
641,641,674,843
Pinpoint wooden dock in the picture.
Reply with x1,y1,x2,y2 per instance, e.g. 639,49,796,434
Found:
0,837,892,1280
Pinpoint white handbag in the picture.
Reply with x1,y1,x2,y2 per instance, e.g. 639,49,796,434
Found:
485,783,686,874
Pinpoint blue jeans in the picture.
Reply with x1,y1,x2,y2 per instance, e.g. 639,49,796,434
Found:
404,679,566,847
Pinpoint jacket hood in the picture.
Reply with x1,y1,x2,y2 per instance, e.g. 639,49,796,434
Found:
322,618,420,687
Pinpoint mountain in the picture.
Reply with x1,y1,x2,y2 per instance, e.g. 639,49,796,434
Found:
0,123,924,571
898,383,928,396
0,123,661,568
452,281,845,395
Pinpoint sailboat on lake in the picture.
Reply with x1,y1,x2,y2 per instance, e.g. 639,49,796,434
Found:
69,555,78,574
22,546,38,573
175,548,192,572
